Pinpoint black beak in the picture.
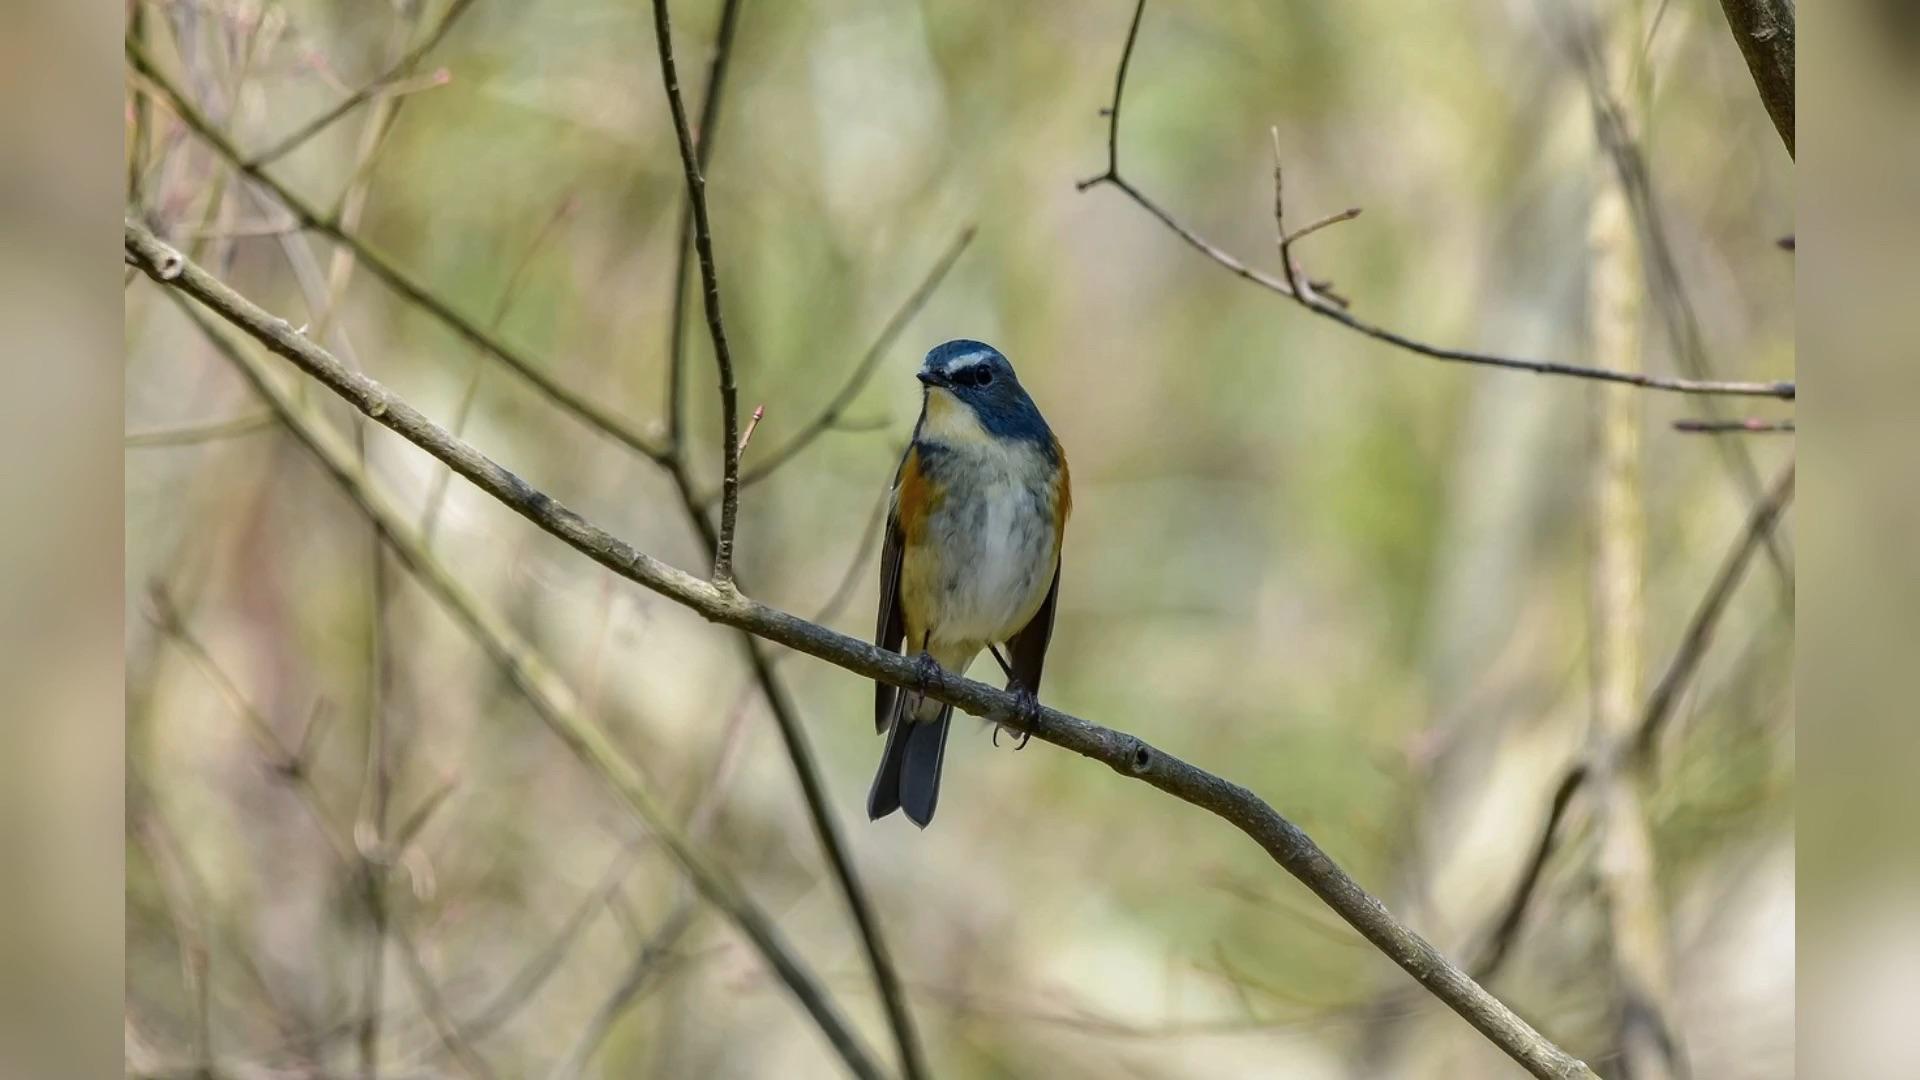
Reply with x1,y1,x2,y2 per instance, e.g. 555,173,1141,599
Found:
916,369,943,388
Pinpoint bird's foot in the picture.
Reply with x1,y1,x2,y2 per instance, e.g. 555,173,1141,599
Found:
996,685,1039,750
912,651,944,694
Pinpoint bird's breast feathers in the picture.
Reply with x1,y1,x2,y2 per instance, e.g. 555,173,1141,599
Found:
895,430,1067,650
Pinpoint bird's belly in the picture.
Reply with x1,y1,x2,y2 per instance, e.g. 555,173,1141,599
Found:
904,478,1056,652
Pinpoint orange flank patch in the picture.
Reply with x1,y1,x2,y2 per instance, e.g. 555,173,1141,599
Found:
894,446,939,545
1050,435,1073,544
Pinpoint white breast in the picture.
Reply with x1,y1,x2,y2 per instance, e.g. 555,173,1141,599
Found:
915,449,1058,652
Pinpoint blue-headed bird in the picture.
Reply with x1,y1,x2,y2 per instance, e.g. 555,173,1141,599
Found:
869,340,1070,828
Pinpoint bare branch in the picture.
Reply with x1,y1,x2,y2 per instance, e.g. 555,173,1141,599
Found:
1469,461,1795,981
247,0,482,168
131,218,1599,1080
737,404,766,453
147,586,493,1079
736,224,975,493
665,0,750,450
642,6,933,1073
1076,0,1795,401
126,42,673,464
125,413,276,447
1715,0,1794,156
163,288,889,1080
1673,418,1794,434
650,0,745,585
1636,463,1795,759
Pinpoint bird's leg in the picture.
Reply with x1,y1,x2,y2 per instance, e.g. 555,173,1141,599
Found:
1006,684,1038,750
912,650,944,696
985,646,1037,749
987,644,1015,680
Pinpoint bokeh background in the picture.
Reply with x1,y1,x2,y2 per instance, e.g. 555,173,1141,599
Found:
122,0,1794,1077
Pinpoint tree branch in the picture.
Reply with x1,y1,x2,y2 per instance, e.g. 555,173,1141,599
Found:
1715,0,1794,157
664,0,749,451
650,0,744,585
161,291,888,1080
130,218,1598,1080
735,225,976,494
126,41,673,464
246,0,482,168
1468,461,1795,982
638,5,932,1074
1076,0,1795,401
1636,463,1795,759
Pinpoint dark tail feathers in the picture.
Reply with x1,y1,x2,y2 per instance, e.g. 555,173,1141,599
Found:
867,697,952,828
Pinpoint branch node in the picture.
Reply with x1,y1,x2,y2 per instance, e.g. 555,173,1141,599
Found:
1128,740,1153,774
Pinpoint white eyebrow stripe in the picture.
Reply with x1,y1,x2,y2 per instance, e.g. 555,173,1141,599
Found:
940,351,994,372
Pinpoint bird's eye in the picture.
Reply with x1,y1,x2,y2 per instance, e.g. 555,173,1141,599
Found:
974,368,993,387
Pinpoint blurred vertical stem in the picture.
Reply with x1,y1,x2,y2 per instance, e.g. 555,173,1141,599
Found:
1586,3,1683,1076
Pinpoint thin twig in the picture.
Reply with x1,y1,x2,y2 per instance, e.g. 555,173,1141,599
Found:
421,194,580,547
1468,462,1795,981
662,463,932,1080
161,289,887,1080
664,0,749,451
1468,765,1591,979
147,586,493,1079
125,413,277,447
132,220,1598,1080
1562,12,1794,594
1635,463,1795,759
1074,0,1794,401
650,0,744,585
246,0,483,167
643,4,932,1074
737,404,765,453
735,225,977,493
126,42,672,464
1673,418,1794,434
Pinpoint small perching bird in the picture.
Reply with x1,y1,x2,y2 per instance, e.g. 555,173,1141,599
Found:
869,340,1070,827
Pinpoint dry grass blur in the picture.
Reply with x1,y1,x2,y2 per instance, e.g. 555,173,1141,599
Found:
123,1,1793,1077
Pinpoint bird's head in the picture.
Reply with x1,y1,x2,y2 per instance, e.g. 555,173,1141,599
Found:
914,339,1056,455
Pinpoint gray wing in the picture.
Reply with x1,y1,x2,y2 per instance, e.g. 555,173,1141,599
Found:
1004,558,1061,697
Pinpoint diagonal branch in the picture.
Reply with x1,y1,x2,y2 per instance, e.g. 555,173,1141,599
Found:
1714,0,1794,157
1075,0,1795,401
1467,462,1795,981
164,291,888,1080
735,225,976,494
247,0,483,168
127,41,672,464
130,218,1599,1080
650,0,744,585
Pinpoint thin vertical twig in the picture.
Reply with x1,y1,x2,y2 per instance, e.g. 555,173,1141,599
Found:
664,0,749,451
642,4,932,1077
649,0,743,585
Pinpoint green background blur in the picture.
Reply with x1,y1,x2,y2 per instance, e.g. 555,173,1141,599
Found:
120,1,1793,1076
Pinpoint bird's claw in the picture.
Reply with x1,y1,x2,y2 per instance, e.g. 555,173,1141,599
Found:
999,686,1039,751
912,651,943,693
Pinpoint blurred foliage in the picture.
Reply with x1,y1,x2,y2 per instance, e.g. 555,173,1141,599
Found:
126,0,1791,1076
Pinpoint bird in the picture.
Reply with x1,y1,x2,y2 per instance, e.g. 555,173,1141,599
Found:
868,339,1070,828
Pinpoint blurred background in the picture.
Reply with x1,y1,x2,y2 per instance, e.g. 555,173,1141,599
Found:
121,0,1795,1077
